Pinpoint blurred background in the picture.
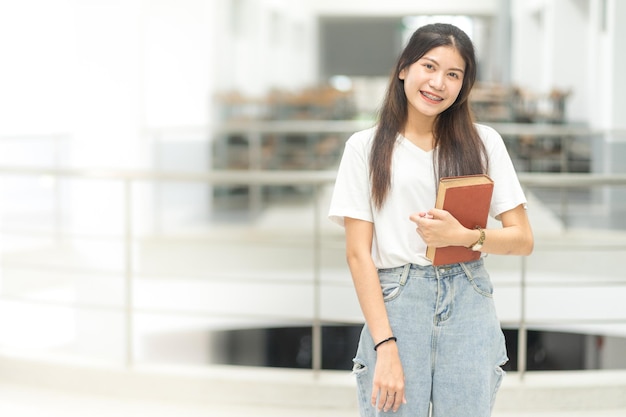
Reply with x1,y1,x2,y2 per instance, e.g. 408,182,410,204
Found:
0,0,625,415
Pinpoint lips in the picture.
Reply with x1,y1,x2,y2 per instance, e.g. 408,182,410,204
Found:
421,91,444,102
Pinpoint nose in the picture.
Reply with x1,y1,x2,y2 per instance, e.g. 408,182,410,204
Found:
429,73,445,91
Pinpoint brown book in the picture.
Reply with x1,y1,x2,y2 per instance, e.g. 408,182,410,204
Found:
426,174,494,266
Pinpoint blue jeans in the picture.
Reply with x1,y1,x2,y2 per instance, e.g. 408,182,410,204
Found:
352,260,508,417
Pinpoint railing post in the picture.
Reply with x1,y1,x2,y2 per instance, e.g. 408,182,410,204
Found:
518,255,528,379
560,185,569,229
124,179,134,369
248,132,263,214
53,135,63,243
312,184,322,374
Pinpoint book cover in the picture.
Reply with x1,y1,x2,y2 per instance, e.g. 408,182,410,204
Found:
426,174,494,266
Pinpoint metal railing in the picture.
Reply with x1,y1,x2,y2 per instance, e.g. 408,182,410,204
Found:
0,167,625,377
514,172,626,376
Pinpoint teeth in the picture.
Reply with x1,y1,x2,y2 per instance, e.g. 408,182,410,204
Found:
422,92,443,101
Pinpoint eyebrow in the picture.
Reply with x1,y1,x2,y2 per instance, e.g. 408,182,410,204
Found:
421,56,465,74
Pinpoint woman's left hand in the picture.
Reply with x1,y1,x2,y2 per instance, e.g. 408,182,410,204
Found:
409,209,466,248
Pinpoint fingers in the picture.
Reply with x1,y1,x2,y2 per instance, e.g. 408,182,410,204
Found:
411,212,435,237
371,388,406,413
382,391,404,413
385,391,398,412
409,212,435,234
422,212,436,220
409,212,425,223
428,208,446,218
370,390,377,408
409,212,434,223
382,391,396,412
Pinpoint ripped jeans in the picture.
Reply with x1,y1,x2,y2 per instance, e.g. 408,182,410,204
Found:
352,260,508,417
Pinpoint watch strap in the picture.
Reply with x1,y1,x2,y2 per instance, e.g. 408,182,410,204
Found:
468,226,485,251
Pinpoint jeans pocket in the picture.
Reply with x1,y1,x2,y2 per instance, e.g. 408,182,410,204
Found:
465,265,494,298
378,269,406,302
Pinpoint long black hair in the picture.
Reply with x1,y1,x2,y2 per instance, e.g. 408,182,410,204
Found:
370,23,488,209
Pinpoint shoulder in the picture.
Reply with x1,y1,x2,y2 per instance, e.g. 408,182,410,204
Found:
474,123,506,150
473,123,502,141
344,125,378,155
346,126,378,146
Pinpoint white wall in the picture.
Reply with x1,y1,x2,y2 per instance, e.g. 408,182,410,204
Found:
607,0,626,131
511,0,590,123
0,0,217,169
70,0,144,169
142,0,216,130
0,0,221,243
213,0,317,100
0,0,320,155
0,1,76,136
308,0,498,16
510,0,626,126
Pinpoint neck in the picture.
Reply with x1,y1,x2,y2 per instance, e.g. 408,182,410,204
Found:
401,112,436,151
405,107,436,133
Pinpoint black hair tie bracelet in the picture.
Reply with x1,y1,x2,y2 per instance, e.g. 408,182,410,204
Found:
374,336,397,351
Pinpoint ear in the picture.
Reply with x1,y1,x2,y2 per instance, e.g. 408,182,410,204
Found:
398,67,406,80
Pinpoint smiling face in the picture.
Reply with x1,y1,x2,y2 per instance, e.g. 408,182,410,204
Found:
398,45,466,124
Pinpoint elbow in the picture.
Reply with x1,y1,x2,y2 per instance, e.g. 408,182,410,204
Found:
513,224,534,256
503,233,534,256
345,247,372,270
520,234,534,256
345,249,363,268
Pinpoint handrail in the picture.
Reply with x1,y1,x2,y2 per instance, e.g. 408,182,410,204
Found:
211,119,606,137
518,172,626,187
0,166,337,184
0,167,625,186
0,167,625,377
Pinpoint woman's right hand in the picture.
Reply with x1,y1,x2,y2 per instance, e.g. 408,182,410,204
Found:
371,341,407,412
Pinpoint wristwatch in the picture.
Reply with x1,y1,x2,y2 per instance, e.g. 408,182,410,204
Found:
468,226,485,251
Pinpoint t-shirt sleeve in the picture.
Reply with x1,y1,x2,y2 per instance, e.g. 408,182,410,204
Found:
328,134,374,227
481,124,528,219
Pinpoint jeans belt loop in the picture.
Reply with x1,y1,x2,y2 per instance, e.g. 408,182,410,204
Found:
399,263,411,286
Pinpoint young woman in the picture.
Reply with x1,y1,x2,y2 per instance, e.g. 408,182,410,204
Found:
328,23,533,416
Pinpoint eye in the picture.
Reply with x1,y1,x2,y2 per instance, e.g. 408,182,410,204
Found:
448,72,461,79
423,63,435,70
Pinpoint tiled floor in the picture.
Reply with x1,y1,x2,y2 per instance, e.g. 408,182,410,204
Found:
0,382,355,417
1,381,626,417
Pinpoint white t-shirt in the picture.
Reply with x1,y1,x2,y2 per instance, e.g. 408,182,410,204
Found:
328,123,527,268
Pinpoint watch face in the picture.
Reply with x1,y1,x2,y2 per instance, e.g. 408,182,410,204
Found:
472,243,483,251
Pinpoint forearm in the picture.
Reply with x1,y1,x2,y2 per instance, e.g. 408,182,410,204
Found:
347,253,395,343
463,224,533,256
343,218,407,411
474,204,533,256
344,217,395,343
414,204,534,257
